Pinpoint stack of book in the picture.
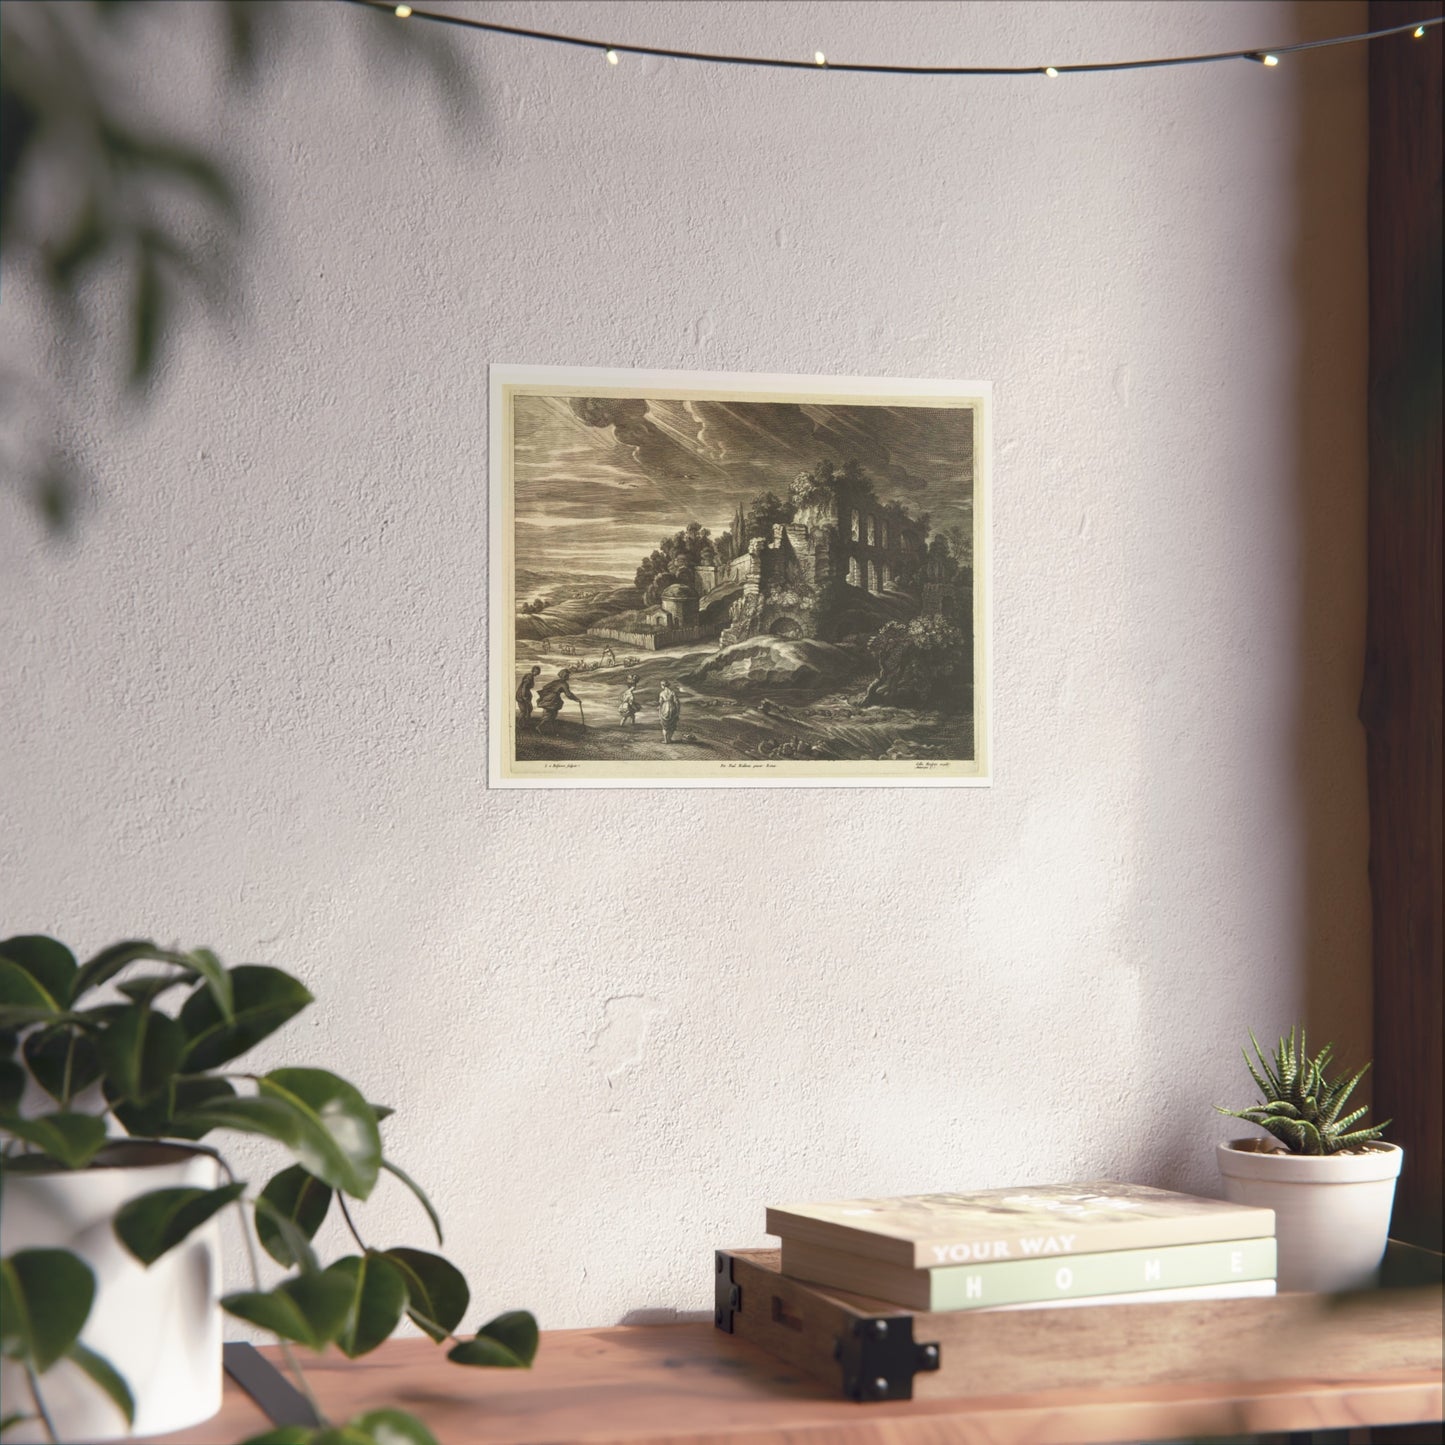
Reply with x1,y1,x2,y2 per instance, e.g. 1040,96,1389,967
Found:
766,1181,1277,1312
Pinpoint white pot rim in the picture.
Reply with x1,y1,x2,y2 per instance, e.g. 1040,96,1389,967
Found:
1217,1137,1403,1184
2,1138,214,1177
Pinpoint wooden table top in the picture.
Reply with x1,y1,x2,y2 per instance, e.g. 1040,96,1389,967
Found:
150,1320,1444,1445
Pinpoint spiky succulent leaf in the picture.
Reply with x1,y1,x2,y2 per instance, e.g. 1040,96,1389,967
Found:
1218,1028,1389,1156
1243,1045,1273,1102
1333,1121,1392,1150
1323,1063,1370,1124
1276,1030,1298,1095
1330,1104,1371,1134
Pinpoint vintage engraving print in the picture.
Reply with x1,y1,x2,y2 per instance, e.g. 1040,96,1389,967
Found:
489,366,990,787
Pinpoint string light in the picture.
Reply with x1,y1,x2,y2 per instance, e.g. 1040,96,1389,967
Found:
339,3,1444,78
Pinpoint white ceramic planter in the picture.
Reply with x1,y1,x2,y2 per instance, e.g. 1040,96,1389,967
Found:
0,1141,224,1442
1216,1137,1403,1293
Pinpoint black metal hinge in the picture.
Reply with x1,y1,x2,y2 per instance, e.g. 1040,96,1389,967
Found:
833,1313,941,1401
714,1250,742,1332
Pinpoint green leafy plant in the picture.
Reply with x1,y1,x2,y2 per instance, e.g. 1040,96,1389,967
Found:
1216,1025,1392,1156
0,935,536,1445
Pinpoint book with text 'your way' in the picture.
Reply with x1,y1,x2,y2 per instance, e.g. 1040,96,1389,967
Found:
778,1234,1278,1311
766,1181,1275,1270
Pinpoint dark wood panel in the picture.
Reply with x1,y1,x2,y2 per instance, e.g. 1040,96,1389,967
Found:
1364,0,1444,1305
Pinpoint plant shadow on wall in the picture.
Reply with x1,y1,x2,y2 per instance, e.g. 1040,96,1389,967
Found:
0,935,536,1445
0,0,470,536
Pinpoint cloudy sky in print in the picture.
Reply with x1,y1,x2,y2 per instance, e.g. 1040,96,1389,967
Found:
509,394,975,579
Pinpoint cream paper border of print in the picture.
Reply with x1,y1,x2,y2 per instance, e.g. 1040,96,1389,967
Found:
488,365,992,789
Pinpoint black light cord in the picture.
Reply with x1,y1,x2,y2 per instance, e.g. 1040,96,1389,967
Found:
338,1,1441,77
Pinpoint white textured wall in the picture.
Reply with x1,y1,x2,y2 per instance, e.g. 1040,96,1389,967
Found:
0,1,1370,1330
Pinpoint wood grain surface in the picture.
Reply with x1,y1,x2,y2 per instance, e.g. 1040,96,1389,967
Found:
145,1287,1442,1445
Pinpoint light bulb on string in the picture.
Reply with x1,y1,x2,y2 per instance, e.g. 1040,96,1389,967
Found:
339,3,1441,80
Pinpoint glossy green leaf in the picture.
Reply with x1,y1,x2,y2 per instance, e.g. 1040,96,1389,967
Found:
0,1029,17,1059
0,1249,95,1371
222,1272,353,1351
171,1094,308,1157
256,1165,332,1268
327,1253,407,1359
73,1003,130,1031
116,975,190,1007
309,1430,374,1445
0,1262,23,1358
369,1103,394,1122
0,1060,24,1114
23,1027,102,1103
113,1182,245,1265
180,966,312,1071
446,1310,538,1369
237,1430,314,1445
105,1076,170,1139
0,1112,108,1168
107,1074,237,1142
382,1248,468,1342
181,948,233,1022
71,941,178,1000
0,961,60,1028
68,1341,135,1426
351,1409,440,1445
0,1010,55,1032
176,1084,375,1200
98,1006,187,1103
445,1334,527,1368
478,1309,538,1365
258,1070,381,1200
380,1158,442,1246
158,1076,239,1141
0,938,76,1008
252,1196,321,1276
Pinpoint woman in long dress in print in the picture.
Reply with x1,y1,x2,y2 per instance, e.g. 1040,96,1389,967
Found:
657,678,681,743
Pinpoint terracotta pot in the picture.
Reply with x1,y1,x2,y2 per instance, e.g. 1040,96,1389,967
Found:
1216,1137,1403,1293
0,1141,224,1441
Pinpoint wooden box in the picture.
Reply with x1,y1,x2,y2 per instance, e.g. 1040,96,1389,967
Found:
715,1243,1445,1404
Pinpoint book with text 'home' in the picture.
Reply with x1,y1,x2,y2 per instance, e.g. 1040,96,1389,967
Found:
765,1181,1275,1270
779,1234,1278,1311
982,1278,1276,1310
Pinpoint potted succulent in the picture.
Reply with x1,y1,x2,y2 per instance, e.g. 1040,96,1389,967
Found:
0,934,537,1444
1215,1025,1401,1293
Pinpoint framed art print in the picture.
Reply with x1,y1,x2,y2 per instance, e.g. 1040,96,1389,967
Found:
489,366,990,788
